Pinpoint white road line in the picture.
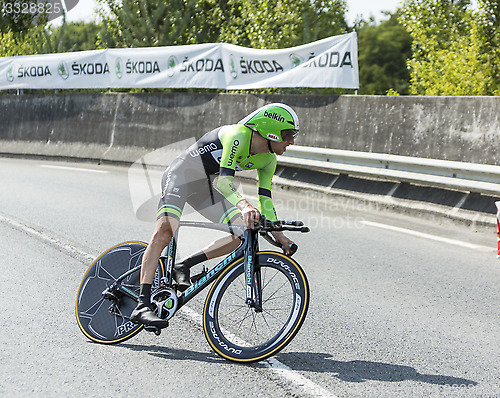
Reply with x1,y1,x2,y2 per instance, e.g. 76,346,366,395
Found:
0,213,337,398
39,165,109,173
180,306,337,398
0,213,96,263
360,220,494,252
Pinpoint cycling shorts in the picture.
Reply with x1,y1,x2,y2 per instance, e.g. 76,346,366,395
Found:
156,157,242,226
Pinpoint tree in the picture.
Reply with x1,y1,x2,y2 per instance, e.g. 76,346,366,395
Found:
0,0,47,34
47,21,102,52
241,0,347,49
399,0,500,95
475,0,500,92
96,0,208,47
0,0,49,56
355,12,412,94
96,0,348,49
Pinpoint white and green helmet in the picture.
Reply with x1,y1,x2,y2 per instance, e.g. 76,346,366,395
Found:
239,103,299,142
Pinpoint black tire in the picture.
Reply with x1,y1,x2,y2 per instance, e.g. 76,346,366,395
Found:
75,242,165,344
203,251,309,363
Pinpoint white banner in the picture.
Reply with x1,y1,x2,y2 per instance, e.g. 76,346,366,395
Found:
0,33,358,90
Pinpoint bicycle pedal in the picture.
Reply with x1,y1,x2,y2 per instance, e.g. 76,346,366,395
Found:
144,325,164,335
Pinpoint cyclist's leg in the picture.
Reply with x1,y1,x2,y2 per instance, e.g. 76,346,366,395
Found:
132,160,187,327
131,216,179,327
201,192,244,258
173,181,243,289
200,219,243,259
140,216,179,284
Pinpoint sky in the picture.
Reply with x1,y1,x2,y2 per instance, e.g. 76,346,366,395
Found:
55,0,403,27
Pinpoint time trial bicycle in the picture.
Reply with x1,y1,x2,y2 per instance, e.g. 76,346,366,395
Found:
75,217,310,363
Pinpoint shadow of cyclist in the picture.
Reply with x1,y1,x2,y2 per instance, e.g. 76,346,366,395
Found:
117,344,478,388
119,343,225,363
275,352,477,386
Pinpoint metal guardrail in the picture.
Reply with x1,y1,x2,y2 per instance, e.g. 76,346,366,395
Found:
277,146,500,197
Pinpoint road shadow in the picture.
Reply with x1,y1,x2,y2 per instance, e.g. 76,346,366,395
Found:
275,352,478,387
119,342,225,363
116,344,478,388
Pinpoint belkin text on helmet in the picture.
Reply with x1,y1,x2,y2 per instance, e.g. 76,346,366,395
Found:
264,110,285,123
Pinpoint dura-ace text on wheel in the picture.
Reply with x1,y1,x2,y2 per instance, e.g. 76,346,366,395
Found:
203,251,309,363
75,242,165,344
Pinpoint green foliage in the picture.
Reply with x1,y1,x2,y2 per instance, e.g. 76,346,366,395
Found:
95,0,347,48
475,0,500,92
400,0,470,56
0,24,52,57
241,0,347,48
0,0,50,57
0,0,48,34
400,0,500,95
0,30,34,56
48,22,102,52
96,0,214,47
406,22,494,95
356,12,412,95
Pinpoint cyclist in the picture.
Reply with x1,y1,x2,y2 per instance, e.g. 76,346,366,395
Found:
130,103,300,328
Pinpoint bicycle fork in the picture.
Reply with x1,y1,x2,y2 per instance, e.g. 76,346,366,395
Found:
244,228,262,312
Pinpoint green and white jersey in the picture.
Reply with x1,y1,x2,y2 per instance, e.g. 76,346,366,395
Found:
182,124,278,221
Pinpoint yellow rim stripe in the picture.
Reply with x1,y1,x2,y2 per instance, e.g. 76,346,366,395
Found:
203,251,308,362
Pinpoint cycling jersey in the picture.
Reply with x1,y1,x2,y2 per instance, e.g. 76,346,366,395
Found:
157,124,278,223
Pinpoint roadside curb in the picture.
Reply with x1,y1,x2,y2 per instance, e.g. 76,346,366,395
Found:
269,174,496,230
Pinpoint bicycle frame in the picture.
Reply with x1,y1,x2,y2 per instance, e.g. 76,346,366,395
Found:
108,220,263,313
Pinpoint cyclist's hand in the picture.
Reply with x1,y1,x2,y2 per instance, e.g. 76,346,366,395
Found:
272,231,296,256
237,200,261,229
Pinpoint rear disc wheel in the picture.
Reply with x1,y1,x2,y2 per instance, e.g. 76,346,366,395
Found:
75,242,165,344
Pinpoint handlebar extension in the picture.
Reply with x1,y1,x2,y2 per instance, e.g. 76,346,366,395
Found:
257,216,308,232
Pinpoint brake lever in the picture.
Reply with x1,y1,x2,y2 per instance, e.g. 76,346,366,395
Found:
282,243,298,256
260,231,299,256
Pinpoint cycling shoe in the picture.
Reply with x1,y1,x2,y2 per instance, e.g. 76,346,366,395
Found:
173,263,191,292
130,304,169,328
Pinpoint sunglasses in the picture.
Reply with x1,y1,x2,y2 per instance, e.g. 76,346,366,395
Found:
281,129,299,141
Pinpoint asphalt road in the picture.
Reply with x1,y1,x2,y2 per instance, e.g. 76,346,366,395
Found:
0,157,499,398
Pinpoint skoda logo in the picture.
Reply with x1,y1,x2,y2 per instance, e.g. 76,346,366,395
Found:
229,54,237,79
289,53,303,68
115,58,123,79
6,66,14,82
167,55,178,77
58,61,69,80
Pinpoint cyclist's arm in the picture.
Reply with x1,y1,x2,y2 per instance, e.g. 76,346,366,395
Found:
216,134,261,227
215,128,247,206
257,157,296,254
257,156,278,222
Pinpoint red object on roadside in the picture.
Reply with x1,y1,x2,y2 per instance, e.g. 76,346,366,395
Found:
496,202,500,258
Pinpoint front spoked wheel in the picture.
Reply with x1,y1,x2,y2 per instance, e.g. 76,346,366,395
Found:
75,242,165,344
203,251,309,363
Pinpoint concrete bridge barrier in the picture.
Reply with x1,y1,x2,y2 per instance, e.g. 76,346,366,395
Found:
1,92,499,226
1,93,499,165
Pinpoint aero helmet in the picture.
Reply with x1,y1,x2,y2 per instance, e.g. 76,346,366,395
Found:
238,103,299,142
